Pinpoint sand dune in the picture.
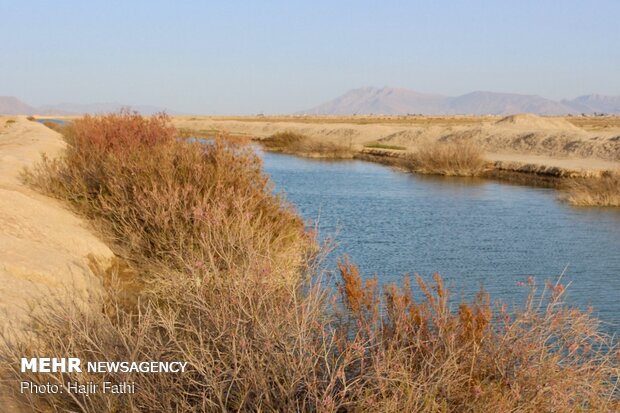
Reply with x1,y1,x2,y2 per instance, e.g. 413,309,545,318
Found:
0,117,112,341
494,114,581,131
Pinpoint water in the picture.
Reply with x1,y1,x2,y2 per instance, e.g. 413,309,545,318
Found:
35,118,67,126
261,151,620,329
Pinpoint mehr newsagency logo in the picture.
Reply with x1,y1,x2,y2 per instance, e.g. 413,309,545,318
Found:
19,357,188,395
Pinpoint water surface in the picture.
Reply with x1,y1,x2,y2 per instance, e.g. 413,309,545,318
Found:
261,151,620,329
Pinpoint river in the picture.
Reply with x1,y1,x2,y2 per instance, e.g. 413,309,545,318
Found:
261,150,620,330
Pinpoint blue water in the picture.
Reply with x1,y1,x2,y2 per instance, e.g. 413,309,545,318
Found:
261,151,620,329
35,118,67,126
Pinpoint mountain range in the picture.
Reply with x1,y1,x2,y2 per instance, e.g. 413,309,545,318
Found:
3,89,620,116
0,96,179,116
299,87,620,115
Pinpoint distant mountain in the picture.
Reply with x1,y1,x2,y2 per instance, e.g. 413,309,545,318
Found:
0,96,180,115
299,87,620,115
447,91,575,115
563,94,620,114
303,87,450,116
0,96,38,115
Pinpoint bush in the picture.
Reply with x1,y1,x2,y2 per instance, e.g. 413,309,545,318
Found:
41,121,65,133
405,141,489,176
3,260,618,412
24,112,309,279
261,131,353,159
565,172,620,207
332,261,619,411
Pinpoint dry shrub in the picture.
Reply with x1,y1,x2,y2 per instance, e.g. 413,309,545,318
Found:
3,114,618,412
24,112,309,279
565,172,620,207
177,127,252,146
332,261,620,412
5,259,617,412
261,131,353,159
1,262,334,412
41,121,67,133
260,131,305,150
405,141,489,176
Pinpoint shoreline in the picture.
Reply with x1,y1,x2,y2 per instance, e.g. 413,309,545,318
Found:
171,115,620,186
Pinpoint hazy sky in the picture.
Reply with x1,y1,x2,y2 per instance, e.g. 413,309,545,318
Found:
1,0,619,114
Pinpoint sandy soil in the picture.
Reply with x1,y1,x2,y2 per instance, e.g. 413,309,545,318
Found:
172,114,620,176
0,116,112,342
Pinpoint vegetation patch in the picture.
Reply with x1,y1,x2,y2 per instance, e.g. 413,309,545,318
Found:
405,141,490,177
364,142,406,150
177,127,251,145
261,131,354,159
41,121,66,133
565,171,620,206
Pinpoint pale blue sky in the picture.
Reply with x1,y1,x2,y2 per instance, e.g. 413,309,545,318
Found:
1,0,618,114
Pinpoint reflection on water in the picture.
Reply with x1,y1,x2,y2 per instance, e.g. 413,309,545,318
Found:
35,118,67,126
261,151,620,330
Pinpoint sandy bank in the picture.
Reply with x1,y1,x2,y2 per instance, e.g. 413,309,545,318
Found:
173,115,620,178
0,117,112,340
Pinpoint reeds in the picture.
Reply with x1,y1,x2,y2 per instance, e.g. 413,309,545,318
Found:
565,172,620,206
405,141,490,176
3,114,618,412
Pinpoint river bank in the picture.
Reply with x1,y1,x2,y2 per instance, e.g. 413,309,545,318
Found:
0,116,112,339
172,114,620,180
0,116,114,411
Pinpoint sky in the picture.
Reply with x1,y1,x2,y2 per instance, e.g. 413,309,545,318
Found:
1,0,619,114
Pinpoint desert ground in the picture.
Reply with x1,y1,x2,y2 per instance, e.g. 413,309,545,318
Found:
172,114,620,178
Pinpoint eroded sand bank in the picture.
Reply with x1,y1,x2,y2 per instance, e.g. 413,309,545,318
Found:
0,116,112,340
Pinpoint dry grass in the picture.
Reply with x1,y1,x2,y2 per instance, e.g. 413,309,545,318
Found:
405,141,490,177
179,115,496,127
260,131,354,159
566,115,620,132
41,120,66,133
2,113,618,412
565,172,620,206
364,142,406,151
177,127,252,146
